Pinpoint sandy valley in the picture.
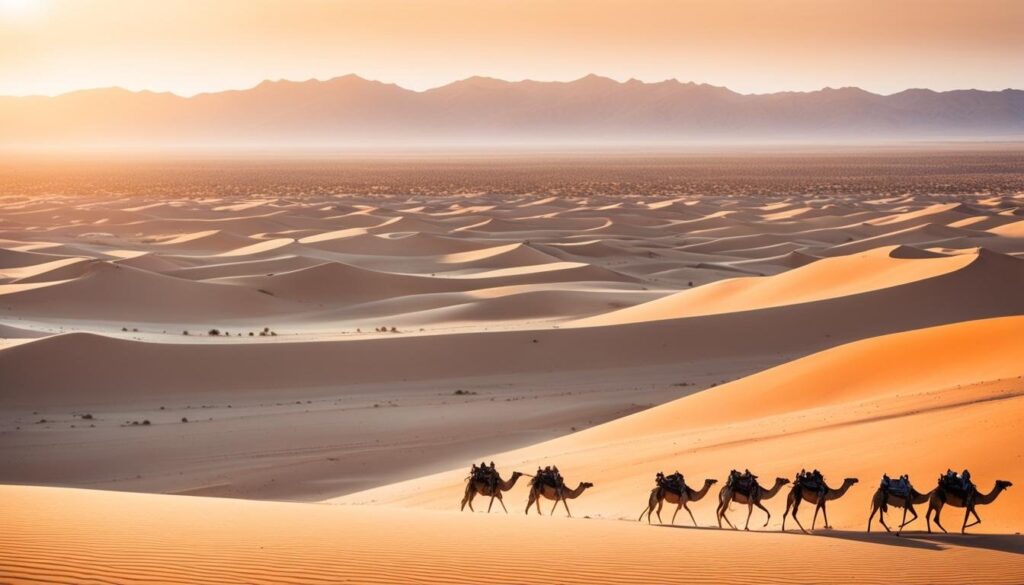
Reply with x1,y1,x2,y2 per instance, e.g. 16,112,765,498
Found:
1,151,1022,583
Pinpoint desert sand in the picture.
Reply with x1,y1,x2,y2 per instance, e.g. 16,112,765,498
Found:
1,154,1023,583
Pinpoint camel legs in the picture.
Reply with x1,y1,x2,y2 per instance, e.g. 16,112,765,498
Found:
561,497,573,518
782,495,791,531
963,506,982,533
812,501,830,530
461,486,475,512
895,503,908,536
928,501,947,533
655,499,664,524
869,503,891,533
897,503,917,536
490,492,508,514
638,503,652,523
868,504,892,536
717,500,736,530
683,502,698,527
753,500,771,528
671,502,681,525
744,503,753,531
525,490,541,515
639,492,658,523
788,495,809,534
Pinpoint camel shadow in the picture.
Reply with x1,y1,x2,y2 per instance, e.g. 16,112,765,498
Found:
651,523,1023,554
789,529,944,551
898,531,1024,555
782,529,1024,555
656,524,932,550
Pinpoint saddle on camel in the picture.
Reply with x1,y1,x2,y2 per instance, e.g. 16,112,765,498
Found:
470,461,500,492
726,469,760,495
880,473,913,498
794,468,827,497
937,468,976,501
532,465,566,493
656,471,686,495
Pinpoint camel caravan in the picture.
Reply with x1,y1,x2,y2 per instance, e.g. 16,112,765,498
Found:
462,462,1011,535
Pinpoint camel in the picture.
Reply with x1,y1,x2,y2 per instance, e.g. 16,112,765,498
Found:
461,471,524,513
867,483,935,535
638,478,718,526
782,477,859,533
926,480,1012,534
716,477,790,530
525,481,594,517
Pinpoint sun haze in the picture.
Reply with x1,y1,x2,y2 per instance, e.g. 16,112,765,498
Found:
1,3,1023,584
1,0,1022,97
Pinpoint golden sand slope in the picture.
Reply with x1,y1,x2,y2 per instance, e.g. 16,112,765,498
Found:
340,317,1024,533
1,485,1022,585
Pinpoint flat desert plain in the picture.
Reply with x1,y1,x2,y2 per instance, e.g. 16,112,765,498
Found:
1,152,1023,584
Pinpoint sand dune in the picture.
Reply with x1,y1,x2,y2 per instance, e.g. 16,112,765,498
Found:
0,260,296,321
2,181,1023,583
340,317,1024,533
2,485,1022,585
578,245,1006,325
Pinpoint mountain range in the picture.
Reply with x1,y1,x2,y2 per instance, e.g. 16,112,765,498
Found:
2,75,1022,146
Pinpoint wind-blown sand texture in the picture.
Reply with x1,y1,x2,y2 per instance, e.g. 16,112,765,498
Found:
1,154,1022,583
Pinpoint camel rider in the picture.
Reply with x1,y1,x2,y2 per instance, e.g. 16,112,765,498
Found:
880,474,891,490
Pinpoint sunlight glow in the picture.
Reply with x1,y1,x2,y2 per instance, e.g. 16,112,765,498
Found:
0,0,47,21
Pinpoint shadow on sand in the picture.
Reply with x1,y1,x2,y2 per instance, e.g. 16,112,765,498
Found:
652,524,1023,554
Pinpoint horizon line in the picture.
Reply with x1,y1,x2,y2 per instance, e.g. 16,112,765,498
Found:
4,73,1022,101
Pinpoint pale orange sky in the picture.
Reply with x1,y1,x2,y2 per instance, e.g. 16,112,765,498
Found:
1,0,1022,97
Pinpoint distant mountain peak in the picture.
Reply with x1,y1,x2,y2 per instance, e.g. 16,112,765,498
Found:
1,75,1021,146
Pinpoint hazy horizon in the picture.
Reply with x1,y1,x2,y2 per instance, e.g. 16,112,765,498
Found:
2,0,1022,98
5,72,1023,101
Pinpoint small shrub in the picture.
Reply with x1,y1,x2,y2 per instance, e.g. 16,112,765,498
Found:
142,420,151,425
183,330,189,336
121,327,128,332
208,329,220,336
181,417,189,423
80,413,94,420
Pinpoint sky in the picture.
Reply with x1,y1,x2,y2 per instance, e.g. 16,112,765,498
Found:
1,0,1022,97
